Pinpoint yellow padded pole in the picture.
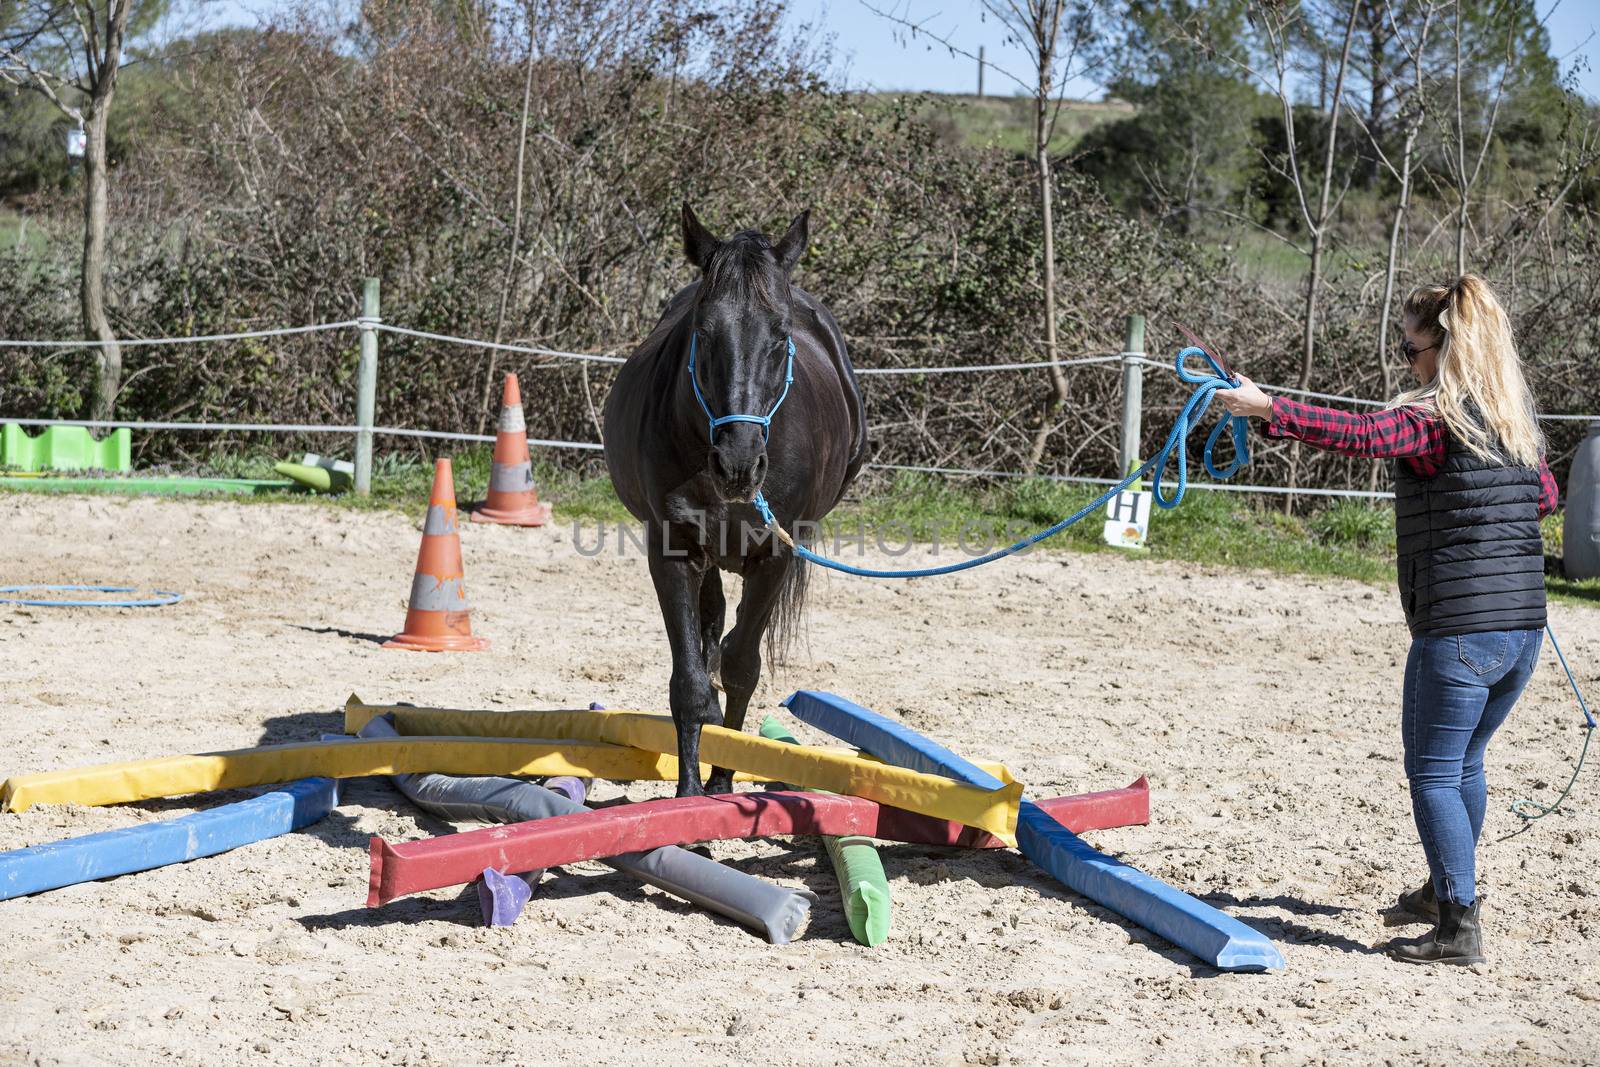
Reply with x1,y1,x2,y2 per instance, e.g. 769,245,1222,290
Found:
1,737,675,813
345,696,1021,843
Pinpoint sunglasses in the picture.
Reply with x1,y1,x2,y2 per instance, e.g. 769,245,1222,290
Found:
1399,339,1438,364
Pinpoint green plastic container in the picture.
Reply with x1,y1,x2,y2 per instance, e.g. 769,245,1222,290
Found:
760,715,892,946
1,424,131,472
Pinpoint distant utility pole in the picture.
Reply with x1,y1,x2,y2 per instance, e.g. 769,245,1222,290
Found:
978,46,985,96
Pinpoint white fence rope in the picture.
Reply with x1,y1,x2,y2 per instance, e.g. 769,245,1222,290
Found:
1,416,1390,499
1127,355,1391,408
0,321,1593,422
855,353,1122,375
865,462,1396,500
1129,354,1589,423
1,417,604,452
0,320,1590,500
0,320,362,348
365,321,629,364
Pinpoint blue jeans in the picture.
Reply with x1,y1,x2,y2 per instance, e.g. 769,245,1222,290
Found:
1402,628,1543,906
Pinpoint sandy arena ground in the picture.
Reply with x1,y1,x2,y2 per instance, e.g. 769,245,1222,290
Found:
1,492,1598,1066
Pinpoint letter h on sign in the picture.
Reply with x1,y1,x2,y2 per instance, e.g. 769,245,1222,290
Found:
1102,489,1153,549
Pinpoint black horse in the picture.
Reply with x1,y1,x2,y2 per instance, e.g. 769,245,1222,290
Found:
604,205,867,796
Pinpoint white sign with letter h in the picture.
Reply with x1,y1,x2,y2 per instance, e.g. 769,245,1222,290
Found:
1102,488,1152,549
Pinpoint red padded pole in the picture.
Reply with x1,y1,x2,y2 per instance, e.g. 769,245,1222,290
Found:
368,778,1149,907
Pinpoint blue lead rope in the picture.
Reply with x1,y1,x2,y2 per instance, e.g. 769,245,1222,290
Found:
752,345,1247,579
750,342,1592,816
1511,623,1596,822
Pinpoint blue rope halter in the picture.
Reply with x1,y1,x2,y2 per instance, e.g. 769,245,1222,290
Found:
688,332,796,441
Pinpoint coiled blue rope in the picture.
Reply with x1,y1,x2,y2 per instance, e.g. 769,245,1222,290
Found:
0,585,183,608
753,345,1246,578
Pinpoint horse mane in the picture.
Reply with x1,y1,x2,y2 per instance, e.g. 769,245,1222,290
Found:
700,230,788,313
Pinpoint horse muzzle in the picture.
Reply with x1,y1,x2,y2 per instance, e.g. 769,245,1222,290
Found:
710,442,769,501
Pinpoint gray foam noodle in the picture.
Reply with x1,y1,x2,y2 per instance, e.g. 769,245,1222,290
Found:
358,715,813,943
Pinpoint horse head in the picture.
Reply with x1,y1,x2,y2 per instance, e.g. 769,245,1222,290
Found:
681,202,809,503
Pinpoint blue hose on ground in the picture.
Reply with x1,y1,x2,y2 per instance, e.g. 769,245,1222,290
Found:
0,584,182,607
753,346,1246,579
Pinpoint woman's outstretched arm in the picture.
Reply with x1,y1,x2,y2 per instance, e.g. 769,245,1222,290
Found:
1219,377,1445,469
1262,396,1445,464
1223,377,1562,509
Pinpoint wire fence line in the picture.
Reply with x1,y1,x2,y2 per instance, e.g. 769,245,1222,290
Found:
4,317,1592,420
365,321,629,364
864,461,1396,499
1,414,1391,499
854,353,1123,375
0,413,1395,499
0,317,1590,503
0,417,604,452
0,321,362,348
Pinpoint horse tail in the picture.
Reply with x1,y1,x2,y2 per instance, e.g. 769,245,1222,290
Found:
764,552,810,666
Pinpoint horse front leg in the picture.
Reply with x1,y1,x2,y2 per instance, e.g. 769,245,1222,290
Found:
647,539,721,797
703,553,790,795
700,568,726,690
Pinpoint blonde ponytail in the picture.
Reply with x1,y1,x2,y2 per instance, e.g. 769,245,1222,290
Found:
1390,274,1542,466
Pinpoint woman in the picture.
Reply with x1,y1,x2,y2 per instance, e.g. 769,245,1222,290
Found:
1218,274,1558,966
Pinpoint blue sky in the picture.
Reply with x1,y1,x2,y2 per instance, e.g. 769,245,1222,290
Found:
207,0,1599,101
804,0,1599,99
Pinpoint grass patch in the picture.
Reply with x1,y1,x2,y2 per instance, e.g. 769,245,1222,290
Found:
9,452,1594,607
864,93,1135,158
819,470,1395,579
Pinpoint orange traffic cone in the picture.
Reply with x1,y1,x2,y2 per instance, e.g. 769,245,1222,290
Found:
385,459,490,652
472,373,553,526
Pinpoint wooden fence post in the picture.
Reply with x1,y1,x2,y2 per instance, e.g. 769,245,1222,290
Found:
1119,314,1145,478
356,277,379,496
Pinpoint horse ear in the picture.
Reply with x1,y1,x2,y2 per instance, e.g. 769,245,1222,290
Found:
774,209,810,273
682,203,720,270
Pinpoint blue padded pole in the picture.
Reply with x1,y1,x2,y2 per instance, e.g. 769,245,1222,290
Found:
0,778,338,901
781,690,1285,972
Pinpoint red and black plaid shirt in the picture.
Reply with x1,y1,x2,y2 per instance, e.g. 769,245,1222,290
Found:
1265,396,1559,517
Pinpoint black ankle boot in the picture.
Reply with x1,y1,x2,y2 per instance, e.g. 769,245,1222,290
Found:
1398,879,1439,923
1388,900,1485,966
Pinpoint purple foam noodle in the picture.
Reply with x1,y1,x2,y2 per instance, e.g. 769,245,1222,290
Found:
478,867,535,927
542,777,587,805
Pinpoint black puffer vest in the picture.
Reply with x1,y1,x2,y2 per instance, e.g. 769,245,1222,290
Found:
1393,424,1546,637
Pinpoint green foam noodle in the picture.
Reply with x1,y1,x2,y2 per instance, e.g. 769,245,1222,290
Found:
759,715,892,946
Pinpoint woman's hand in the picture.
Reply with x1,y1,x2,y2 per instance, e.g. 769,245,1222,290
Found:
1218,374,1274,420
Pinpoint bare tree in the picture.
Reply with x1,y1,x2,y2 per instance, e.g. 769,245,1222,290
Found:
1445,0,1515,274
1362,1,1438,399
2,1,137,420
862,0,1104,472
477,0,541,434
1180,0,1358,501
